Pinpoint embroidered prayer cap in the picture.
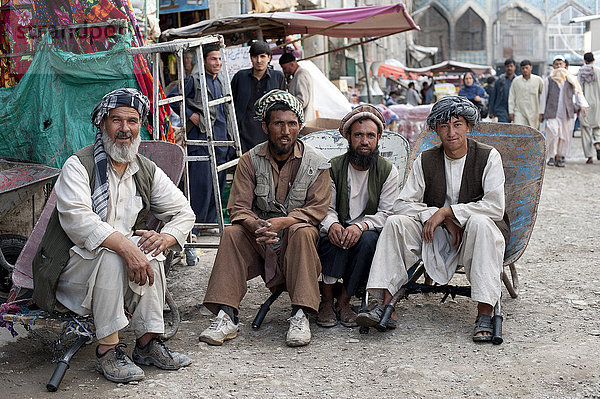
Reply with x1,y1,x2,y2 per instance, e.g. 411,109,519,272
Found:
339,104,385,140
91,88,150,127
426,95,480,131
553,54,566,63
254,89,305,125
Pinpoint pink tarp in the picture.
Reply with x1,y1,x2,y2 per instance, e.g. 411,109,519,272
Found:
162,4,419,40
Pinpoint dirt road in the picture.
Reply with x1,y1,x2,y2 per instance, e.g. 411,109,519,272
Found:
1,136,599,398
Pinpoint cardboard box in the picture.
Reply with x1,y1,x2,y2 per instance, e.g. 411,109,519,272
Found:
330,79,349,92
300,117,341,135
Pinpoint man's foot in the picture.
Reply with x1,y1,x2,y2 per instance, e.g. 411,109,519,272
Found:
95,344,145,383
199,310,239,345
547,157,555,166
587,157,594,164
555,156,565,167
286,309,311,347
133,337,192,370
473,314,493,342
316,300,337,328
184,248,198,266
355,305,384,327
595,144,600,160
336,302,358,328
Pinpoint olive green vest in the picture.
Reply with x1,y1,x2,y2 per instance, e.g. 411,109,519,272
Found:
421,138,510,243
32,146,155,312
329,153,392,226
249,142,330,220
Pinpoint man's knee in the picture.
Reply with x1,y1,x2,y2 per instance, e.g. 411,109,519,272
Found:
221,224,249,242
464,214,496,232
288,226,319,245
96,251,127,282
355,230,379,251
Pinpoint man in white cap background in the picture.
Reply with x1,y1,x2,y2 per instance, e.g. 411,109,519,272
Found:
540,55,589,167
279,52,316,123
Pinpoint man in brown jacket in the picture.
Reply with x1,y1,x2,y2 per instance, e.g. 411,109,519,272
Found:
199,90,331,347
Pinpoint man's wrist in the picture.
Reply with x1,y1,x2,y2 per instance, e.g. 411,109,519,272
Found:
353,222,365,232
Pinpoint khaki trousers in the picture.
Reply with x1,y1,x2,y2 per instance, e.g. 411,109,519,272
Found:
203,224,322,315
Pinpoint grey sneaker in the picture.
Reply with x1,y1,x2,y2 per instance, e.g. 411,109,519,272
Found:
286,309,311,347
199,310,239,346
132,338,192,370
184,248,198,266
95,344,145,383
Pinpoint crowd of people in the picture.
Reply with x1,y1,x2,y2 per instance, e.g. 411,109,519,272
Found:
395,53,600,167
31,41,599,386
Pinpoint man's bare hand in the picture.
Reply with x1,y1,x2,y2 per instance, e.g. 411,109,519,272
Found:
328,223,345,248
444,218,464,248
189,113,201,127
135,229,176,257
539,114,544,123
509,113,514,122
101,232,154,286
423,206,454,243
340,224,362,249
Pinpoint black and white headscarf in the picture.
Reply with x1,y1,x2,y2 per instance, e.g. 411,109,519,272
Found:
254,89,304,126
89,88,150,221
426,95,480,131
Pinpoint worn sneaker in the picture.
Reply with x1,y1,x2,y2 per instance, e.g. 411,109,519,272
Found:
95,344,145,383
199,310,239,345
132,337,192,370
286,309,311,347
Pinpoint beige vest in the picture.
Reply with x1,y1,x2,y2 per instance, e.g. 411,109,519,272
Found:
249,142,329,220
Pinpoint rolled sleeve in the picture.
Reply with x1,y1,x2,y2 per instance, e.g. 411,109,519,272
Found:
149,165,195,251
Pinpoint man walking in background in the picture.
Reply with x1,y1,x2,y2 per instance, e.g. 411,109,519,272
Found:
578,52,600,164
508,60,544,130
279,53,316,123
489,59,516,123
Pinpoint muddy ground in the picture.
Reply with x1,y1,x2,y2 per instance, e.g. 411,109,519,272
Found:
1,135,599,399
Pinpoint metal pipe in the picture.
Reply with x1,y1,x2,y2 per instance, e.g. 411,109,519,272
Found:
361,40,372,103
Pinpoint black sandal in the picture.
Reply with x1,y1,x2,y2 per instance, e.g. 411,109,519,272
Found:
473,314,493,342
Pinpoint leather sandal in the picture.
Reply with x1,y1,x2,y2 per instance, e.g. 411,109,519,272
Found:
473,314,493,342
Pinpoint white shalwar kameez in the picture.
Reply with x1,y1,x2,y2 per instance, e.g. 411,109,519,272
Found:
54,156,195,339
540,78,589,158
366,149,506,306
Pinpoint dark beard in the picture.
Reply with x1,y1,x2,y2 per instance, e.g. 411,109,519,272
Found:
348,144,379,169
268,136,296,156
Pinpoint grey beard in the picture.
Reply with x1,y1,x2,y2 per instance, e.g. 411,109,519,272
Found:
102,127,141,163
348,144,379,169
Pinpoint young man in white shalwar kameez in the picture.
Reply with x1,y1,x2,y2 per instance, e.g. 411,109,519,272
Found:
356,96,510,342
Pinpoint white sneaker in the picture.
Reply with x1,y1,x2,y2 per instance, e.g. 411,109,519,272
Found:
199,310,239,346
286,309,311,347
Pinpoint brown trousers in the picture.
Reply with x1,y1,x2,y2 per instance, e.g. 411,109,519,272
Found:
203,223,322,315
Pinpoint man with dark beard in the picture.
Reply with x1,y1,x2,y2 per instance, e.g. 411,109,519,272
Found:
33,88,195,383
199,90,331,347
316,105,399,328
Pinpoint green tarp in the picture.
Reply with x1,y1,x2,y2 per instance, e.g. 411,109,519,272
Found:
0,34,150,168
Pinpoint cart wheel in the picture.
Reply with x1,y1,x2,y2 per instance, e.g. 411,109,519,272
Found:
0,234,29,303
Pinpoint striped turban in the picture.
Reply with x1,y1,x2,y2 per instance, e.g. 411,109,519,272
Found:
426,95,480,131
91,88,150,126
254,89,305,125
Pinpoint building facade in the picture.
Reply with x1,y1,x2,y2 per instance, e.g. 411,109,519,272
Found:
411,0,597,70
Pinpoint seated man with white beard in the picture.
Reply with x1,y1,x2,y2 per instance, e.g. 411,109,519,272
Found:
33,88,196,383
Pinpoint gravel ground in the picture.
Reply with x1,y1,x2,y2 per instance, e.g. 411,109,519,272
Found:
1,135,600,399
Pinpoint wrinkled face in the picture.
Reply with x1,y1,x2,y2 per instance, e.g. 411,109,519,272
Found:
263,110,299,158
464,73,474,86
101,107,142,163
505,62,516,75
349,119,379,157
553,59,565,69
251,53,271,72
281,61,296,77
520,64,532,77
436,115,471,157
205,50,222,76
